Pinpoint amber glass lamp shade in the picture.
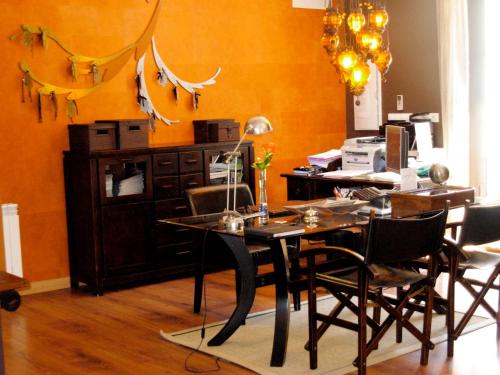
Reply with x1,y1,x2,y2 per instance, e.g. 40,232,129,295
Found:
349,62,371,96
323,9,344,30
347,9,366,34
367,30,382,52
337,49,358,72
373,48,392,75
369,8,389,31
356,29,371,51
321,33,340,54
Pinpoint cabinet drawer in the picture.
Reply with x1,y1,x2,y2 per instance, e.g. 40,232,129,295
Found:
153,243,194,267
153,153,178,175
155,199,190,219
154,176,180,199
180,173,204,195
155,222,192,246
179,151,202,173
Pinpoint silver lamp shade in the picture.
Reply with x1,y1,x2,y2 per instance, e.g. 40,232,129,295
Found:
244,116,273,135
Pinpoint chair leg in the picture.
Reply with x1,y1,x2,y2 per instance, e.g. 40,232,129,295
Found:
447,252,457,358
356,268,368,375
292,289,301,311
455,267,500,338
372,299,381,350
396,286,403,343
420,285,434,365
307,256,318,369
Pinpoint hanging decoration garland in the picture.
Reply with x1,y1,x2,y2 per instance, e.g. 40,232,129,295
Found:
133,36,222,127
10,0,222,128
136,55,179,129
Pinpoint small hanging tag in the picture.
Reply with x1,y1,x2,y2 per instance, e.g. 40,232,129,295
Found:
148,113,157,132
192,91,201,111
91,64,103,84
21,71,33,103
49,91,58,120
37,93,43,123
66,99,78,122
157,70,167,87
173,86,180,103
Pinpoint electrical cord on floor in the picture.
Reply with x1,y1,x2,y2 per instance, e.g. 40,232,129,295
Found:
184,224,222,373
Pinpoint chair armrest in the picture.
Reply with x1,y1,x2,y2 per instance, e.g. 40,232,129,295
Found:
446,221,462,240
300,244,365,266
442,237,470,262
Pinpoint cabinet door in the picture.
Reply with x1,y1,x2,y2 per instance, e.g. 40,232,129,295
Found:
98,154,153,205
203,146,250,187
101,202,153,275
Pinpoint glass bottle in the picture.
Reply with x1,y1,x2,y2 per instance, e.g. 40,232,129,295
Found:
258,168,269,224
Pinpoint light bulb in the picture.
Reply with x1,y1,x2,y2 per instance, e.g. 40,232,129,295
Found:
347,9,366,34
369,8,389,31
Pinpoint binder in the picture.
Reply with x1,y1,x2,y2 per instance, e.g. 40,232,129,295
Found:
244,223,305,239
386,125,409,173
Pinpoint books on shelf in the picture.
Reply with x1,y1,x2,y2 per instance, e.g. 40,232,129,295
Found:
244,222,305,239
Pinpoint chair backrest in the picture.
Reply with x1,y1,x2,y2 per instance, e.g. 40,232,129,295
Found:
186,183,255,215
364,208,448,264
459,200,500,246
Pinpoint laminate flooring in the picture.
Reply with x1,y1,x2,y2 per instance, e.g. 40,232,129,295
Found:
2,270,499,374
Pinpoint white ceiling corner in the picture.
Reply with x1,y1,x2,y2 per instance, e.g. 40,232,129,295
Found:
292,0,326,10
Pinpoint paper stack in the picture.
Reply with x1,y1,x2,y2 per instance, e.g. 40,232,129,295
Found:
307,149,342,169
118,173,144,196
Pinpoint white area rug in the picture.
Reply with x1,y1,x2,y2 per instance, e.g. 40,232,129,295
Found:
161,297,492,375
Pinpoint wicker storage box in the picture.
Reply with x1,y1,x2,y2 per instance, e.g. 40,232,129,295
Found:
193,119,240,143
96,119,149,149
68,123,117,152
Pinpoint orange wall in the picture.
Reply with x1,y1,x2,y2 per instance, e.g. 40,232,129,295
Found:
0,0,346,282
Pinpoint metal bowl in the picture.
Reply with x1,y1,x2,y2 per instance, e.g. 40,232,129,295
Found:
429,163,450,184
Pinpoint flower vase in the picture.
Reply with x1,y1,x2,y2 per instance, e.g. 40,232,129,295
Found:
258,169,269,224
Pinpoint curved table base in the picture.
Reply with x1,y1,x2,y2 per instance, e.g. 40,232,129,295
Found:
207,233,256,346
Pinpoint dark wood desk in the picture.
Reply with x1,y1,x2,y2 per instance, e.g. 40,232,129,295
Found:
281,173,394,200
162,210,368,367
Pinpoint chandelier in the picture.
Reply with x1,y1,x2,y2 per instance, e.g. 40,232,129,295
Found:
321,0,392,96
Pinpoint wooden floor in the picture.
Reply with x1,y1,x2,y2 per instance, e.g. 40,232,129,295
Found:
2,270,499,375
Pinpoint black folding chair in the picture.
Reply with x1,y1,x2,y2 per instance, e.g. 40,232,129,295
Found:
445,200,500,357
305,207,448,374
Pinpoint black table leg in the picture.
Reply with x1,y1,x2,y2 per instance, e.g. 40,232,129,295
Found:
207,233,256,346
270,238,291,367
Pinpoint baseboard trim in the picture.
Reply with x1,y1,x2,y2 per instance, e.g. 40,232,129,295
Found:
19,277,70,295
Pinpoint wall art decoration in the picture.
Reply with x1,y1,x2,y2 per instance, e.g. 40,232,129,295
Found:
134,36,221,127
10,0,222,128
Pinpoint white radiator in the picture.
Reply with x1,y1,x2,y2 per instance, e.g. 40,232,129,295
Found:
2,203,23,277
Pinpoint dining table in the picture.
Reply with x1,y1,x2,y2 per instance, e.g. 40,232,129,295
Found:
161,200,370,367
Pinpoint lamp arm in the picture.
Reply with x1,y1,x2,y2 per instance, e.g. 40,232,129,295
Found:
224,130,248,161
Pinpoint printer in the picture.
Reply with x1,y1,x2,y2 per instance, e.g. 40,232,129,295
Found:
341,137,386,172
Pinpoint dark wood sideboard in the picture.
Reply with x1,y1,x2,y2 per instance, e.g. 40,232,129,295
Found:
63,141,254,295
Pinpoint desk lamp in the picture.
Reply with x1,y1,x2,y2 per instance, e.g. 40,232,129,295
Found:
222,116,273,231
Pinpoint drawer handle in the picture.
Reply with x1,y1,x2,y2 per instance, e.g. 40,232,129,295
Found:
185,159,198,164
96,129,110,136
177,250,191,256
161,184,174,189
187,182,199,187
128,125,141,132
175,228,190,233
175,205,188,211
159,161,173,166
